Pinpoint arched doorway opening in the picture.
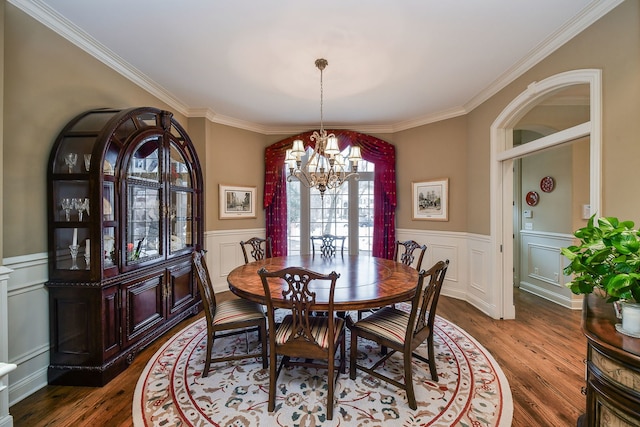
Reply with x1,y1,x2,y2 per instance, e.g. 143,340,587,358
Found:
490,69,602,319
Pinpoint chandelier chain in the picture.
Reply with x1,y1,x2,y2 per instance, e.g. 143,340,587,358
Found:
319,60,324,133
284,58,362,198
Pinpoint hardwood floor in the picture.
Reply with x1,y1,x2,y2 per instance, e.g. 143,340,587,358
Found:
10,289,585,427
438,290,585,427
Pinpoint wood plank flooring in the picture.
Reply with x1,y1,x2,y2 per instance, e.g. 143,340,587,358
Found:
10,289,585,427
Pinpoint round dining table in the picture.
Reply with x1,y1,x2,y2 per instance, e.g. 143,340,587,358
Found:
227,255,419,311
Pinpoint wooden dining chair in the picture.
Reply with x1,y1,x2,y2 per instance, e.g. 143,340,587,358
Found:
192,251,268,377
310,234,346,258
357,240,428,321
258,266,346,420
240,236,273,264
349,259,449,410
394,239,427,270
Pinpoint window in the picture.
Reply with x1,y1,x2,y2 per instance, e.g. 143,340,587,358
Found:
287,153,374,255
265,130,397,259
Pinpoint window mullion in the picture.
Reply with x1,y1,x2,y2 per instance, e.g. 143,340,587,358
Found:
301,185,311,254
348,178,358,255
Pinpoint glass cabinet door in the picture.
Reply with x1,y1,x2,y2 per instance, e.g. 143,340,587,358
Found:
126,185,161,263
169,142,193,254
170,191,192,253
125,137,163,265
48,106,203,282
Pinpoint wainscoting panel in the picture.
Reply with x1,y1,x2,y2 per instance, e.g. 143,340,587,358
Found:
396,229,496,317
527,243,563,285
3,253,49,406
204,229,266,294
519,230,581,309
466,234,496,317
397,229,463,296
0,228,513,408
0,266,17,427
469,248,487,295
220,242,240,276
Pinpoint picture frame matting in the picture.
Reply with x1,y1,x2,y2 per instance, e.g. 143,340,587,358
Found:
219,184,257,219
412,178,449,221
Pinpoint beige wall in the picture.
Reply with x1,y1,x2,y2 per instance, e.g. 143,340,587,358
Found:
572,137,591,230
517,103,590,135
3,0,640,258
521,145,573,234
206,122,268,230
465,0,640,233
514,102,590,235
3,4,190,257
394,115,468,231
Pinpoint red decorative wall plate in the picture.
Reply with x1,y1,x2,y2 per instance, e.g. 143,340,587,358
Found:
526,191,539,206
540,176,555,193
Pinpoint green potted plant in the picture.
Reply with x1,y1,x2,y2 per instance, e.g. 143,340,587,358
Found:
562,215,640,336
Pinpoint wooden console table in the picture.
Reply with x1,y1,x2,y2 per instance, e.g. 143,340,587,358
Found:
580,293,640,425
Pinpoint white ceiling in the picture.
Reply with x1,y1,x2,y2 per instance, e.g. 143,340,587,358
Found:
13,0,622,133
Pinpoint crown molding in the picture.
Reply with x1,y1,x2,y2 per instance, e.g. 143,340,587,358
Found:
391,106,469,133
187,108,270,134
9,0,623,136
9,0,191,117
464,0,624,113
186,108,399,135
229,0,620,134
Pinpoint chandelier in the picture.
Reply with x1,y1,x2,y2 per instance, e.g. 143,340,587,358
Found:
284,58,362,198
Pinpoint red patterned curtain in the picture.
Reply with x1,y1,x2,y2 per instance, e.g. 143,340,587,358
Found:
264,130,396,258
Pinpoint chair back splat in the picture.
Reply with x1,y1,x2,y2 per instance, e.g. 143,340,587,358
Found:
240,236,273,264
393,239,427,270
192,251,267,377
310,234,346,258
258,266,346,420
349,259,449,410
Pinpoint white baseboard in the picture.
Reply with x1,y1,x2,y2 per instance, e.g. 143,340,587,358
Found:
0,414,14,427
519,282,583,310
7,366,47,406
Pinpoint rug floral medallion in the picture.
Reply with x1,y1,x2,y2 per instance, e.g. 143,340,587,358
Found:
134,305,512,427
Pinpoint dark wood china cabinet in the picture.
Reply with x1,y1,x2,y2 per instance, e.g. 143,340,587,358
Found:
46,107,203,386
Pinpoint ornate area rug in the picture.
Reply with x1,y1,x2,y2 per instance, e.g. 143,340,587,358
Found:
133,306,512,426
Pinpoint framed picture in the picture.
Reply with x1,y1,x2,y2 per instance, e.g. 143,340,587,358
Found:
219,185,256,219
412,178,449,221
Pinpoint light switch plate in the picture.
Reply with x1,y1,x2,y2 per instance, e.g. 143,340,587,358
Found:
582,204,591,219
524,222,533,230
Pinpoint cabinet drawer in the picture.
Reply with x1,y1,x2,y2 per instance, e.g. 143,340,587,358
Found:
591,346,640,399
588,374,640,426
